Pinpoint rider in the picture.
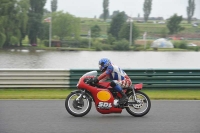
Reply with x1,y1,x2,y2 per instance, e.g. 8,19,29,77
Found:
93,58,132,104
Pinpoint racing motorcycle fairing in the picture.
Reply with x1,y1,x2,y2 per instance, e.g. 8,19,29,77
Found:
77,72,122,114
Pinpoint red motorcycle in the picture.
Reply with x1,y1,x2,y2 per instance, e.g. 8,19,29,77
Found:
65,71,151,117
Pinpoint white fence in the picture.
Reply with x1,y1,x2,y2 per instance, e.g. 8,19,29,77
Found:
0,69,70,88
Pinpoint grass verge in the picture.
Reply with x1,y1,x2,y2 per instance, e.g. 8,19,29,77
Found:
0,89,200,100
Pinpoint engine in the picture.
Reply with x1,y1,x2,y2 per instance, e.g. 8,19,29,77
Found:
113,99,119,107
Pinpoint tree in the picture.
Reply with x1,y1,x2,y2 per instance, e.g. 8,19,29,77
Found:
43,8,51,16
187,0,195,24
38,22,49,41
91,25,101,38
28,0,46,45
103,0,109,21
0,0,27,47
0,33,6,48
52,11,80,40
143,0,152,23
119,22,140,45
0,0,11,47
51,0,57,12
108,12,127,39
99,13,103,19
109,11,120,19
17,0,30,46
167,14,185,34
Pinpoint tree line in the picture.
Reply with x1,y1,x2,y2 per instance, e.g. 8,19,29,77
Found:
87,0,195,46
0,0,80,48
101,0,196,24
0,0,196,48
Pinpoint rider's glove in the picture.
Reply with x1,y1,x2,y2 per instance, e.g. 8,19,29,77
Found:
89,77,99,85
93,77,99,84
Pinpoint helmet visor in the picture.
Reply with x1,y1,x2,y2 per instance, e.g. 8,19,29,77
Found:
99,65,103,71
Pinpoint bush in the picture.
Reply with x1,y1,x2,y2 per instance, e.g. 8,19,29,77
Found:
101,44,113,50
179,41,187,49
95,44,102,51
92,39,114,51
92,39,102,50
172,40,188,49
195,47,199,52
187,46,199,51
107,34,116,45
132,44,144,51
173,41,180,48
79,38,89,48
113,39,130,51
144,41,151,50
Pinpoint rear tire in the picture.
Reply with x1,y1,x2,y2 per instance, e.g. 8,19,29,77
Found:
65,92,92,117
126,91,151,117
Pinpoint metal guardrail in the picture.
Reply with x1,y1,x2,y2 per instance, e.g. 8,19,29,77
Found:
0,69,70,88
70,69,200,88
1,69,200,89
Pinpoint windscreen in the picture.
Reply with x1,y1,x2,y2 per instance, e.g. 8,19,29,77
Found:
82,71,98,77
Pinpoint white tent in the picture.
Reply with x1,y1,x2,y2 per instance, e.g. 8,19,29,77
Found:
151,38,174,48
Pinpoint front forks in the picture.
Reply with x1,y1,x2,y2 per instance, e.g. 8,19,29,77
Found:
128,86,140,104
76,90,85,101
132,86,137,101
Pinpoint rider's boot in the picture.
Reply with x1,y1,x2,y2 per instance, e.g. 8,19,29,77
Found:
118,91,128,104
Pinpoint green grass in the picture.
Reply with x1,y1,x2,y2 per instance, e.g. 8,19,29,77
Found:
146,48,188,51
0,89,71,99
143,89,200,100
0,89,200,100
80,18,200,36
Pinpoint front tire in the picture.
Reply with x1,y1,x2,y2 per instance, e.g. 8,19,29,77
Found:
126,91,151,117
65,91,92,117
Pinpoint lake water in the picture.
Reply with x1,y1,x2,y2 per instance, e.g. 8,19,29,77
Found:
0,49,200,69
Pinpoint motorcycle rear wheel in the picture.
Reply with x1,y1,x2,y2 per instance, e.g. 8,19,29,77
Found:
126,91,151,117
65,92,92,117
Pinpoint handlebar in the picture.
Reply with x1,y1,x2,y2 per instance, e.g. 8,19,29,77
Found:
84,77,106,88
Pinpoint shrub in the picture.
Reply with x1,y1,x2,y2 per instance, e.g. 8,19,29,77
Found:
92,39,102,50
187,46,199,51
101,44,113,50
113,39,130,51
94,43,113,51
179,41,187,49
172,41,180,48
195,47,199,52
133,44,144,51
173,40,188,49
107,34,116,45
79,38,89,48
95,44,102,51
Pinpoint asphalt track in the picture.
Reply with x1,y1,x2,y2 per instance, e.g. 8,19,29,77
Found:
0,100,200,133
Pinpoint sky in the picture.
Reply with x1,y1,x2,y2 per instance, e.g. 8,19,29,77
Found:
44,0,200,19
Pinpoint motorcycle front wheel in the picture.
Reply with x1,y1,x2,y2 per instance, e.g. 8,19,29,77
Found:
126,91,151,117
65,91,92,117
